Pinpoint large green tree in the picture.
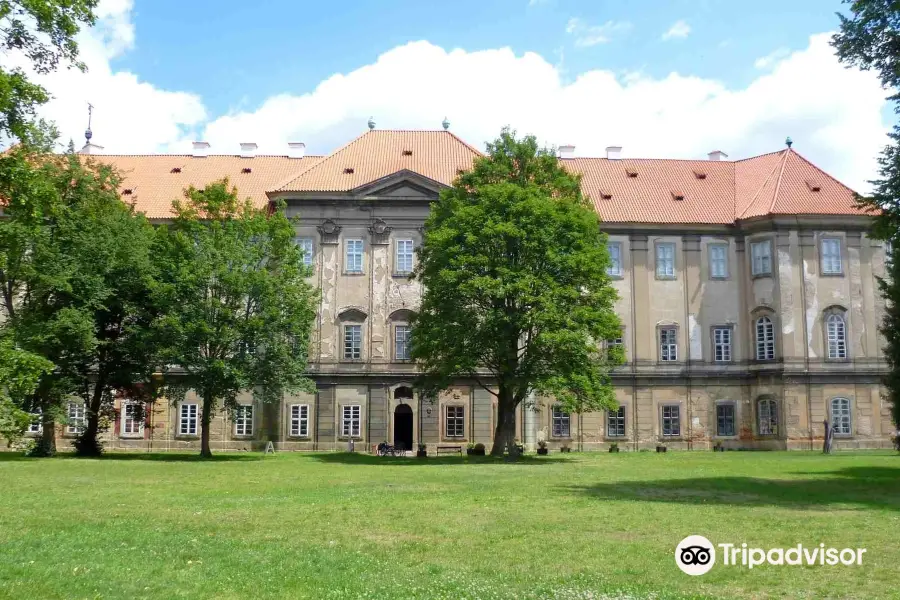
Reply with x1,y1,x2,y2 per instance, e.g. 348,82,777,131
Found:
154,180,317,457
411,129,623,456
0,336,53,446
833,1,900,438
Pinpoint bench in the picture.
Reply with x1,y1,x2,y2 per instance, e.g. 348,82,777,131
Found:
436,445,462,455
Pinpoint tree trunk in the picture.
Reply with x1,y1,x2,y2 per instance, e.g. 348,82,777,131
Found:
36,404,56,456
490,387,517,457
200,392,213,458
75,379,106,457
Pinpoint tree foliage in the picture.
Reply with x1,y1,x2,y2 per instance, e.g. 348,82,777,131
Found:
411,129,622,456
0,335,53,446
154,181,317,457
833,1,900,433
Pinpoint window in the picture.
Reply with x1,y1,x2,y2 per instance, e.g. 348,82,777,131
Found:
341,404,361,437
713,327,732,362
121,402,143,436
709,243,728,279
27,409,42,434
758,398,778,436
821,238,842,274
659,327,677,362
445,405,464,437
179,403,198,435
66,402,85,435
716,404,735,436
234,405,253,436
750,240,772,276
395,325,410,360
296,237,314,267
606,336,624,362
344,324,362,359
607,406,626,437
656,242,675,278
552,406,571,437
661,405,680,436
826,313,847,359
830,397,852,436
607,242,623,277
290,404,309,437
395,239,414,274
345,238,363,273
755,316,775,360
886,241,893,268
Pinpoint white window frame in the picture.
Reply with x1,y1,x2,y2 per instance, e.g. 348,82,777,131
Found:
830,397,852,436
179,403,198,436
344,324,362,360
758,398,778,436
713,326,732,362
709,243,729,279
27,409,42,434
659,327,677,362
716,402,736,437
341,404,361,438
755,316,775,361
750,240,772,276
395,239,414,275
121,402,144,437
66,402,86,435
296,237,314,267
551,406,571,438
607,406,626,437
821,238,843,275
607,242,623,277
826,313,848,360
345,238,364,273
394,324,411,361
655,242,676,279
445,405,465,438
290,404,309,437
661,405,681,437
234,405,254,437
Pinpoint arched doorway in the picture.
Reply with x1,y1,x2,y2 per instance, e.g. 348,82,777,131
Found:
394,404,414,452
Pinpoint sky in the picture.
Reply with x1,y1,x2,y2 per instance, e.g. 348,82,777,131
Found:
13,0,893,192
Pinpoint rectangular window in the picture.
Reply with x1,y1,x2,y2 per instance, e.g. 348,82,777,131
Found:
886,241,893,268
179,403,198,435
395,239,414,274
716,404,735,437
758,399,778,436
606,336,624,362
122,402,143,436
661,405,681,437
821,238,842,274
552,406,571,437
234,405,253,436
656,242,676,278
342,405,361,437
395,325,410,360
27,410,42,434
607,406,626,437
659,327,677,362
344,324,362,359
296,237,314,267
445,405,465,437
713,327,732,362
709,243,728,279
290,404,309,437
345,239,363,273
750,240,772,276
66,402,85,435
607,242,623,277
831,398,852,436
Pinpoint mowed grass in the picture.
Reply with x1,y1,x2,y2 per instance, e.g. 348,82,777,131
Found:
0,451,897,600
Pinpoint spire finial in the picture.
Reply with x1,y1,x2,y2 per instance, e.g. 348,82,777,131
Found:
442,116,450,130
785,136,793,148
367,116,375,130
85,102,94,142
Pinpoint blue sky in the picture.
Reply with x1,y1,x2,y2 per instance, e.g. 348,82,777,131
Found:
26,0,889,192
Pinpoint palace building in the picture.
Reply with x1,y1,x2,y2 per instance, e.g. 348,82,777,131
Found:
39,125,894,452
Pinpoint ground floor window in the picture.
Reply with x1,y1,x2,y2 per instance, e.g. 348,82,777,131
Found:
67,402,85,435
552,406,571,437
716,403,735,437
290,404,309,437
121,402,144,436
27,409,42,434
180,403,198,435
661,405,680,437
831,397,852,436
342,404,361,437
445,405,464,438
607,406,626,437
757,398,777,436
234,405,253,436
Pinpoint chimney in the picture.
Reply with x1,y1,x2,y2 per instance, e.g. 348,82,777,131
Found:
606,146,623,160
708,150,728,161
240,142,258,158
192,141,210,158
287,142,306,159
558,144,575,159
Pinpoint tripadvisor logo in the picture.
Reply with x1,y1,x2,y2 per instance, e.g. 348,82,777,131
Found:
675,535,867,576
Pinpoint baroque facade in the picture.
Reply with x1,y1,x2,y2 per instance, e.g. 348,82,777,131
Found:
36,129,894,452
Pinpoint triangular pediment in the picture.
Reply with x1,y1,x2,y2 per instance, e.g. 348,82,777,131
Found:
351,169,444,199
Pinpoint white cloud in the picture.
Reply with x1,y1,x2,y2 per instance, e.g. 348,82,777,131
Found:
662,20,691,41
566,18,632,47
754,47,792,69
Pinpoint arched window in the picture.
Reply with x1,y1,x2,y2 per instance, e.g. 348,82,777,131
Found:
830,397,852,436
757,397,778,436
755,316,775,360
826,313,847,360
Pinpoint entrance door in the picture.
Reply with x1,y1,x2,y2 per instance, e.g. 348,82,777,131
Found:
393,404,414,451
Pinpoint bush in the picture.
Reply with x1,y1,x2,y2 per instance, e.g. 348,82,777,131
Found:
473,443,486,456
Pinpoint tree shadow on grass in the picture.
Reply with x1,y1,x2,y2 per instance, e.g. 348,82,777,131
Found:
0,452,264,463
308,452,570,466
564,465,900,511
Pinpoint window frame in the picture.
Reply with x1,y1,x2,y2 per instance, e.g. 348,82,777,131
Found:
66,402,86,435
121,401,144,438
344,238,364,274
394,238,414,275
296,236,314,268
820,237,843,276
341,404,361,438
343,323,363,360
750,239,773,277
445,405,465,438
606,405,626,438
708,242,729,279
715,402,736,437
655,241,676,280
755,315,776,361
830,397,852,437
711,325,733,363
757,397,778,436
394,324,411,361
659,326,678,362
234,404,254,437
179,403,198,436
290,404,310,437
607,241,623,277
551,405,571,438
825,311,848,360
660,404,681,437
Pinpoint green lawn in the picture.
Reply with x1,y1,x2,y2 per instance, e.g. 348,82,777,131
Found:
0,451,897,600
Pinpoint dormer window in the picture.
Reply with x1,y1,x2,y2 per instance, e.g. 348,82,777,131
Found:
402,150,413,156
600,191,612,200
171,167,182,173
806,180,821,192
122,188,133,196
344,167,355,174
672,192,685,201
625,168,638,178
241,167,252,174
694,171,707,180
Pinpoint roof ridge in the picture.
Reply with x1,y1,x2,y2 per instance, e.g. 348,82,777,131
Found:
443,130,484,157
270,131,373,192
789,148,859,195
733,149,787,163
737,150,785,219
768,149,790,214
